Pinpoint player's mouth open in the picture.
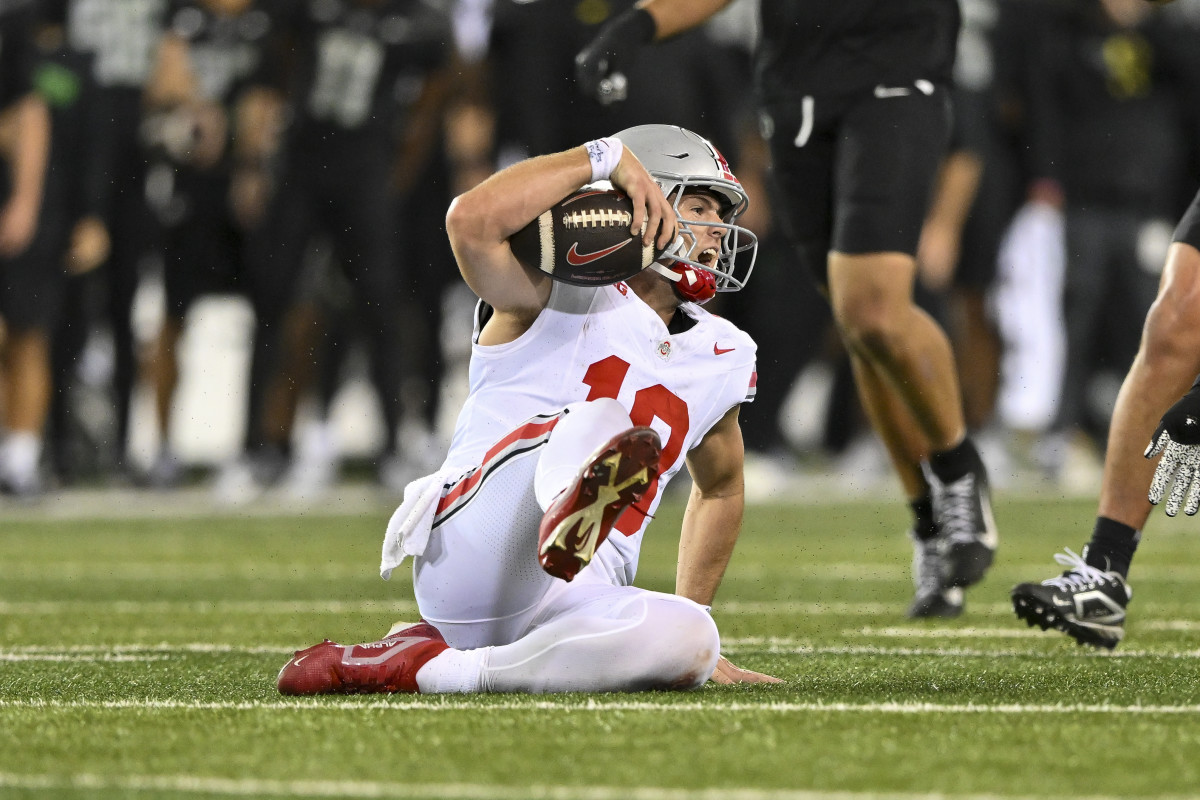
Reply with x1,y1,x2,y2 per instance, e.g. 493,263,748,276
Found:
698,248,718,267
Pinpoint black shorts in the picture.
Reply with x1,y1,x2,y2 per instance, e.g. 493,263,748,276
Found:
764,85,951,284
0,204,66,332
1174,188,1200,251
161,169,245,317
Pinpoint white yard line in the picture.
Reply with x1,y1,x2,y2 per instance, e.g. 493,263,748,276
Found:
4,599,1197,630
10,561,1200,582
0,599,417,615
1,698,1198,714
4,639,1198,661
0,772,1180,800
0,599,1017,616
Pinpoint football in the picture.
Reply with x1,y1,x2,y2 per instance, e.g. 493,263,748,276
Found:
509,189,659,286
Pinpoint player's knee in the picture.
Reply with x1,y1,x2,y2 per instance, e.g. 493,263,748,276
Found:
834,301,905,361
1143,283,1200,370
646,598,720,690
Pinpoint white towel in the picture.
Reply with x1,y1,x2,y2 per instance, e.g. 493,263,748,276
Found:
380,465,471,580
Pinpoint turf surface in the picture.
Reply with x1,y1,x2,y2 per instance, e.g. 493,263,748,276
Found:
1,495,1197,799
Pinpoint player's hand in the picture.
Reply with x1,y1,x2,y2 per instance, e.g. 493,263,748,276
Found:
708,655,783,685
574,7,656,105
610,146,676,252
66,216,110,274
1146,385,1200,516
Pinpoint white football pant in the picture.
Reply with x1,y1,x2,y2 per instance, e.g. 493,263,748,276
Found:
412,399,719,693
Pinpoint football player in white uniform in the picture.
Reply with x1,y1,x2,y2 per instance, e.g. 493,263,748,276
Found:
276,124,780,694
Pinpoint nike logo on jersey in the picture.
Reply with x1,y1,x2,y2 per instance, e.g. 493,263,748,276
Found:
566,240,632,266
714,344,735,355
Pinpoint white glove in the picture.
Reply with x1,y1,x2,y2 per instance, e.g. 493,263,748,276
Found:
1146,385,1200,516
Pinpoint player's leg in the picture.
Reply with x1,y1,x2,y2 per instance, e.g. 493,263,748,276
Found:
534,398,661,580
327,164,405,465
826,87,996,592
147,169,216,488
0,230,65,496
850,351,963,617
1013,236,1200,648
278,581,719,695
0,327,52,496
413,398,655,639
279,401,673,693
419,577,719,694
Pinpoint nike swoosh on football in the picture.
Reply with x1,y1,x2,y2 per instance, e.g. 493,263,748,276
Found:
714,344,735,355
566,239,632,266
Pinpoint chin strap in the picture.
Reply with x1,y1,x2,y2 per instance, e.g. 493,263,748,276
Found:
649,261,717,304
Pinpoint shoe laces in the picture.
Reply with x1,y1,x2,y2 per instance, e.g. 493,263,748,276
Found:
936,473,980,543
1042,548,1117,592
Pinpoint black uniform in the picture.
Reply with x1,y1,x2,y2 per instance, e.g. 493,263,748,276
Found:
152,0,273,317
489,0,748,158
0,0,51,333
757,0,960,281
248,0,452,455
64,0,168,460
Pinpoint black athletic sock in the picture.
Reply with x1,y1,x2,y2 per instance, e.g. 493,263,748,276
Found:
910,496,938,540
1084,517,1140,578
928,438,982,485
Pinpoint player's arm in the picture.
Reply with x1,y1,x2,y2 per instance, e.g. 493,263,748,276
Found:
445,142,674,324
0,93,49,257
679,405,782,685
678,404,745,606
145,33,196,109
575,0,732,102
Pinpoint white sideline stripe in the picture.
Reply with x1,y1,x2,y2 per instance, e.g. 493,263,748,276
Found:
2,698,1198,715
0,774,1181,800
0,654,171,663
0,600,1019,616
1143,620,1200,631
0,599,418,615
9,561,1200,583
5,640,1200,661
3,599,1197,624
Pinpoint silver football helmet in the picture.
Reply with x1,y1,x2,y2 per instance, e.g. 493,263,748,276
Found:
614,124,758,298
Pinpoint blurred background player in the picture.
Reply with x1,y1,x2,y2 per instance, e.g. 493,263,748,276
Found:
61,0,168,477
577,0,997,618
0,0,52,497
1022,0,1200,477
1012,187,1200,649
34,6,114,487
139,0,274,487
216,0,454,501
277,124,777,694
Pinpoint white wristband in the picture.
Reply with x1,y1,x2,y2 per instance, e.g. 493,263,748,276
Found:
585,137,623,183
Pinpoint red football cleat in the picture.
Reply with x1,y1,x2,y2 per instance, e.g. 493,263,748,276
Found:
276,621,449,695
537,427,662,581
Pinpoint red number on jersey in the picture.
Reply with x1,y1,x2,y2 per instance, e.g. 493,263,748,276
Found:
581,356,690,535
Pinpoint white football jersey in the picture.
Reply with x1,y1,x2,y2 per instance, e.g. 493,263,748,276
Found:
444,281,757,584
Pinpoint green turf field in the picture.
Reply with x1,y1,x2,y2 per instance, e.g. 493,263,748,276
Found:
1,494,1197,799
